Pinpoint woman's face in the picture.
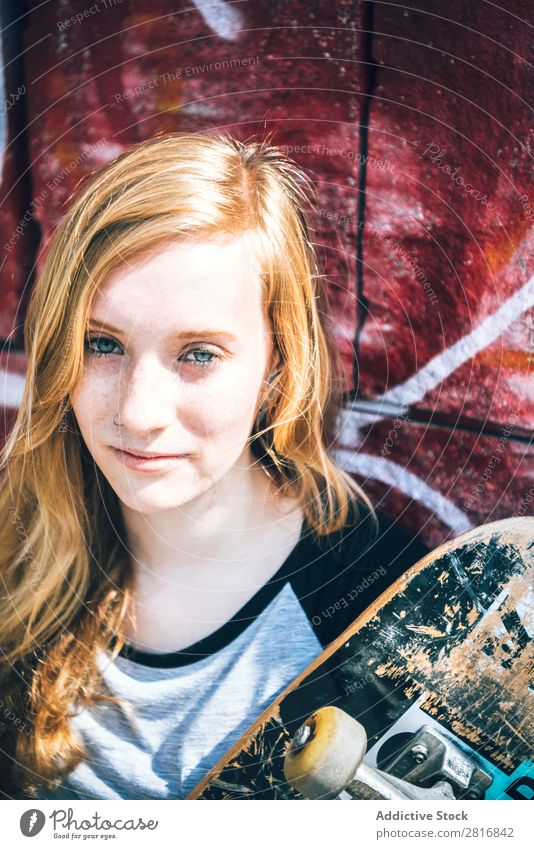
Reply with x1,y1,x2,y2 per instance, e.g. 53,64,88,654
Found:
70,233,278,514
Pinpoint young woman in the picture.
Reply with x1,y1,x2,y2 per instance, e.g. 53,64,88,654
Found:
0,132,427,800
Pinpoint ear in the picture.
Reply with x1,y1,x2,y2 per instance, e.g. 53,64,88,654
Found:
256,347,282,417
268,342,282,377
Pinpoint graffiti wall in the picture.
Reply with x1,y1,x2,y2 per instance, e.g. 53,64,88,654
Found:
1,0,532,547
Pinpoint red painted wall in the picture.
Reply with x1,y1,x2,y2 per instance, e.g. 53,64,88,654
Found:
1,0,532,547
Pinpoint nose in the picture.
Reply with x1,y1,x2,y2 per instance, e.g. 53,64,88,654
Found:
115,354,177,435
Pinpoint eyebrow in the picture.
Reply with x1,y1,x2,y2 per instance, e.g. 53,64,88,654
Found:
86,319,238,343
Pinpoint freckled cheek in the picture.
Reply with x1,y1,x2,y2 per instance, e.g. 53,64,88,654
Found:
184,374,261,439
70,375,113,435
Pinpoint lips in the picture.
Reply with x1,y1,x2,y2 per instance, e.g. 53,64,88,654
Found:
111,447,188,472
119,449,179,458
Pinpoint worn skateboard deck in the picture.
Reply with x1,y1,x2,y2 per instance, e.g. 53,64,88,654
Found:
189,517,534,800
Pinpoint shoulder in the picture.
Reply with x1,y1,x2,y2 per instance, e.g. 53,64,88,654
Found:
291,499,431,648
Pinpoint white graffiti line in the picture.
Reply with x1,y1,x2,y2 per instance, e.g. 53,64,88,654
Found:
193,0,243,41
379,272,534,409
333,449,474,535
1,369,25,408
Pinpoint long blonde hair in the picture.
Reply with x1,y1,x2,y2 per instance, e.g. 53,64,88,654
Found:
0,131,375,796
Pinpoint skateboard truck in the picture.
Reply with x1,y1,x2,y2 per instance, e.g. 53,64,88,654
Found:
284,706,492,800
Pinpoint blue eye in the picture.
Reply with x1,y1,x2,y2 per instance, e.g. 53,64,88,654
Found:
84,336,120,358
84,336,219,370
182,349,218,368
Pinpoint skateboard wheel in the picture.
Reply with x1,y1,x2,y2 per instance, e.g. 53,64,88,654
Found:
284,706,367,799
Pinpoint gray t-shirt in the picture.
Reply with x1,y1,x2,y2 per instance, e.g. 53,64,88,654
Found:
35,583,322,800
30,503,427,800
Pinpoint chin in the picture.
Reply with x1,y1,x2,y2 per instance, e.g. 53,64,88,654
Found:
110,473,207,513
113,488,190,514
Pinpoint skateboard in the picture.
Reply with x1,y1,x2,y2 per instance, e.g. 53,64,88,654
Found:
189,517,534,800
